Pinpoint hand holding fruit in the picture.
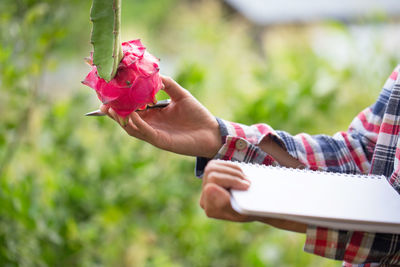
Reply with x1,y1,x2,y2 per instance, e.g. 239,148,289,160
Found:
101,76,222,158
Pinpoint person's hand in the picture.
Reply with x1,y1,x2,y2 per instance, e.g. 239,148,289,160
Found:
199,160,307,233
100,76,222,158
199,160,254,222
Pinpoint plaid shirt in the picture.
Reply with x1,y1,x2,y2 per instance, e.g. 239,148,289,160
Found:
196,65,400,266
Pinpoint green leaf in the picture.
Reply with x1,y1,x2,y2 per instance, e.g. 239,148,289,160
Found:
90,0,123,82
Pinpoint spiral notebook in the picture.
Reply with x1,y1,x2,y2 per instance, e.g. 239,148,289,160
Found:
230,162,400,234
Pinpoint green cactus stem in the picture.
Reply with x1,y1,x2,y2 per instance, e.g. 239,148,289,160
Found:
90,0,123,82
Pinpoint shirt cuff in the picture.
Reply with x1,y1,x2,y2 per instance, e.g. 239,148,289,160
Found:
195,118,281,177
304,226,350,262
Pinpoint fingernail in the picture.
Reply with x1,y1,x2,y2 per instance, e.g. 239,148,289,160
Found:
242,180,251,186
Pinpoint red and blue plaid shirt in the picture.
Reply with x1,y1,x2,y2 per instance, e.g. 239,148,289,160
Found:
196,65,400,266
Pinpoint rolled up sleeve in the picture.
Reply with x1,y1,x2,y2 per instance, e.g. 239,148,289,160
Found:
195,118,282,177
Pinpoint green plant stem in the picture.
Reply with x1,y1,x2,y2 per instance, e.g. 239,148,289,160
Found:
90,0,123,81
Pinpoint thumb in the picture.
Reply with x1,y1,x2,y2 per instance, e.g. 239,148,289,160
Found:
161,75,190,101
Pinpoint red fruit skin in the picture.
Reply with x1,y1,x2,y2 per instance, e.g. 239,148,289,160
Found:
83,39,163,117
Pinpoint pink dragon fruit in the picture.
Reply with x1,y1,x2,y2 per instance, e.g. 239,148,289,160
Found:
83,39,163,117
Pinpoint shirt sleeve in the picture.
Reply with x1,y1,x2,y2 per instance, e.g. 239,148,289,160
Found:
195,80,389,176
196,67,399,178
195,118,281,177
305,66,400,265
195,65,400,265
195,97,382,177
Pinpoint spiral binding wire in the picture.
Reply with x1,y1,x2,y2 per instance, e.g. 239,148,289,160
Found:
220,160,384,180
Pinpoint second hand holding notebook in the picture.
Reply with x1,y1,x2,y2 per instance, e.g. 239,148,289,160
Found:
230,161,400,234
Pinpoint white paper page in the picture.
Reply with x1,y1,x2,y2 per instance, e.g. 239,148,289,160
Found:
230,162,400,233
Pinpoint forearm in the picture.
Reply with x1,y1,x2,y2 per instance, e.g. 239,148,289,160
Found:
254,217,307,233
203,118,223,158
257,135,304,168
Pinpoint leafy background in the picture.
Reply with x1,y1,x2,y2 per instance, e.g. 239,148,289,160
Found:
1,0,399,266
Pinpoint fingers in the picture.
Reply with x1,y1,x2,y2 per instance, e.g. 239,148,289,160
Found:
199,183,250,222
107,107,119,122
206,160,247,179
106,107,157,143
128,111,157,140
160,75,190,101
100,104,114,121
203,160,250,190
107,108,129,126
203,172,250,190
200,183,230,217
199,160,251,222
100,104,109,114
100,105,129,127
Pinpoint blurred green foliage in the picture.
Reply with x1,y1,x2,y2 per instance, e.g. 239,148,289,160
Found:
1,0,398,266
